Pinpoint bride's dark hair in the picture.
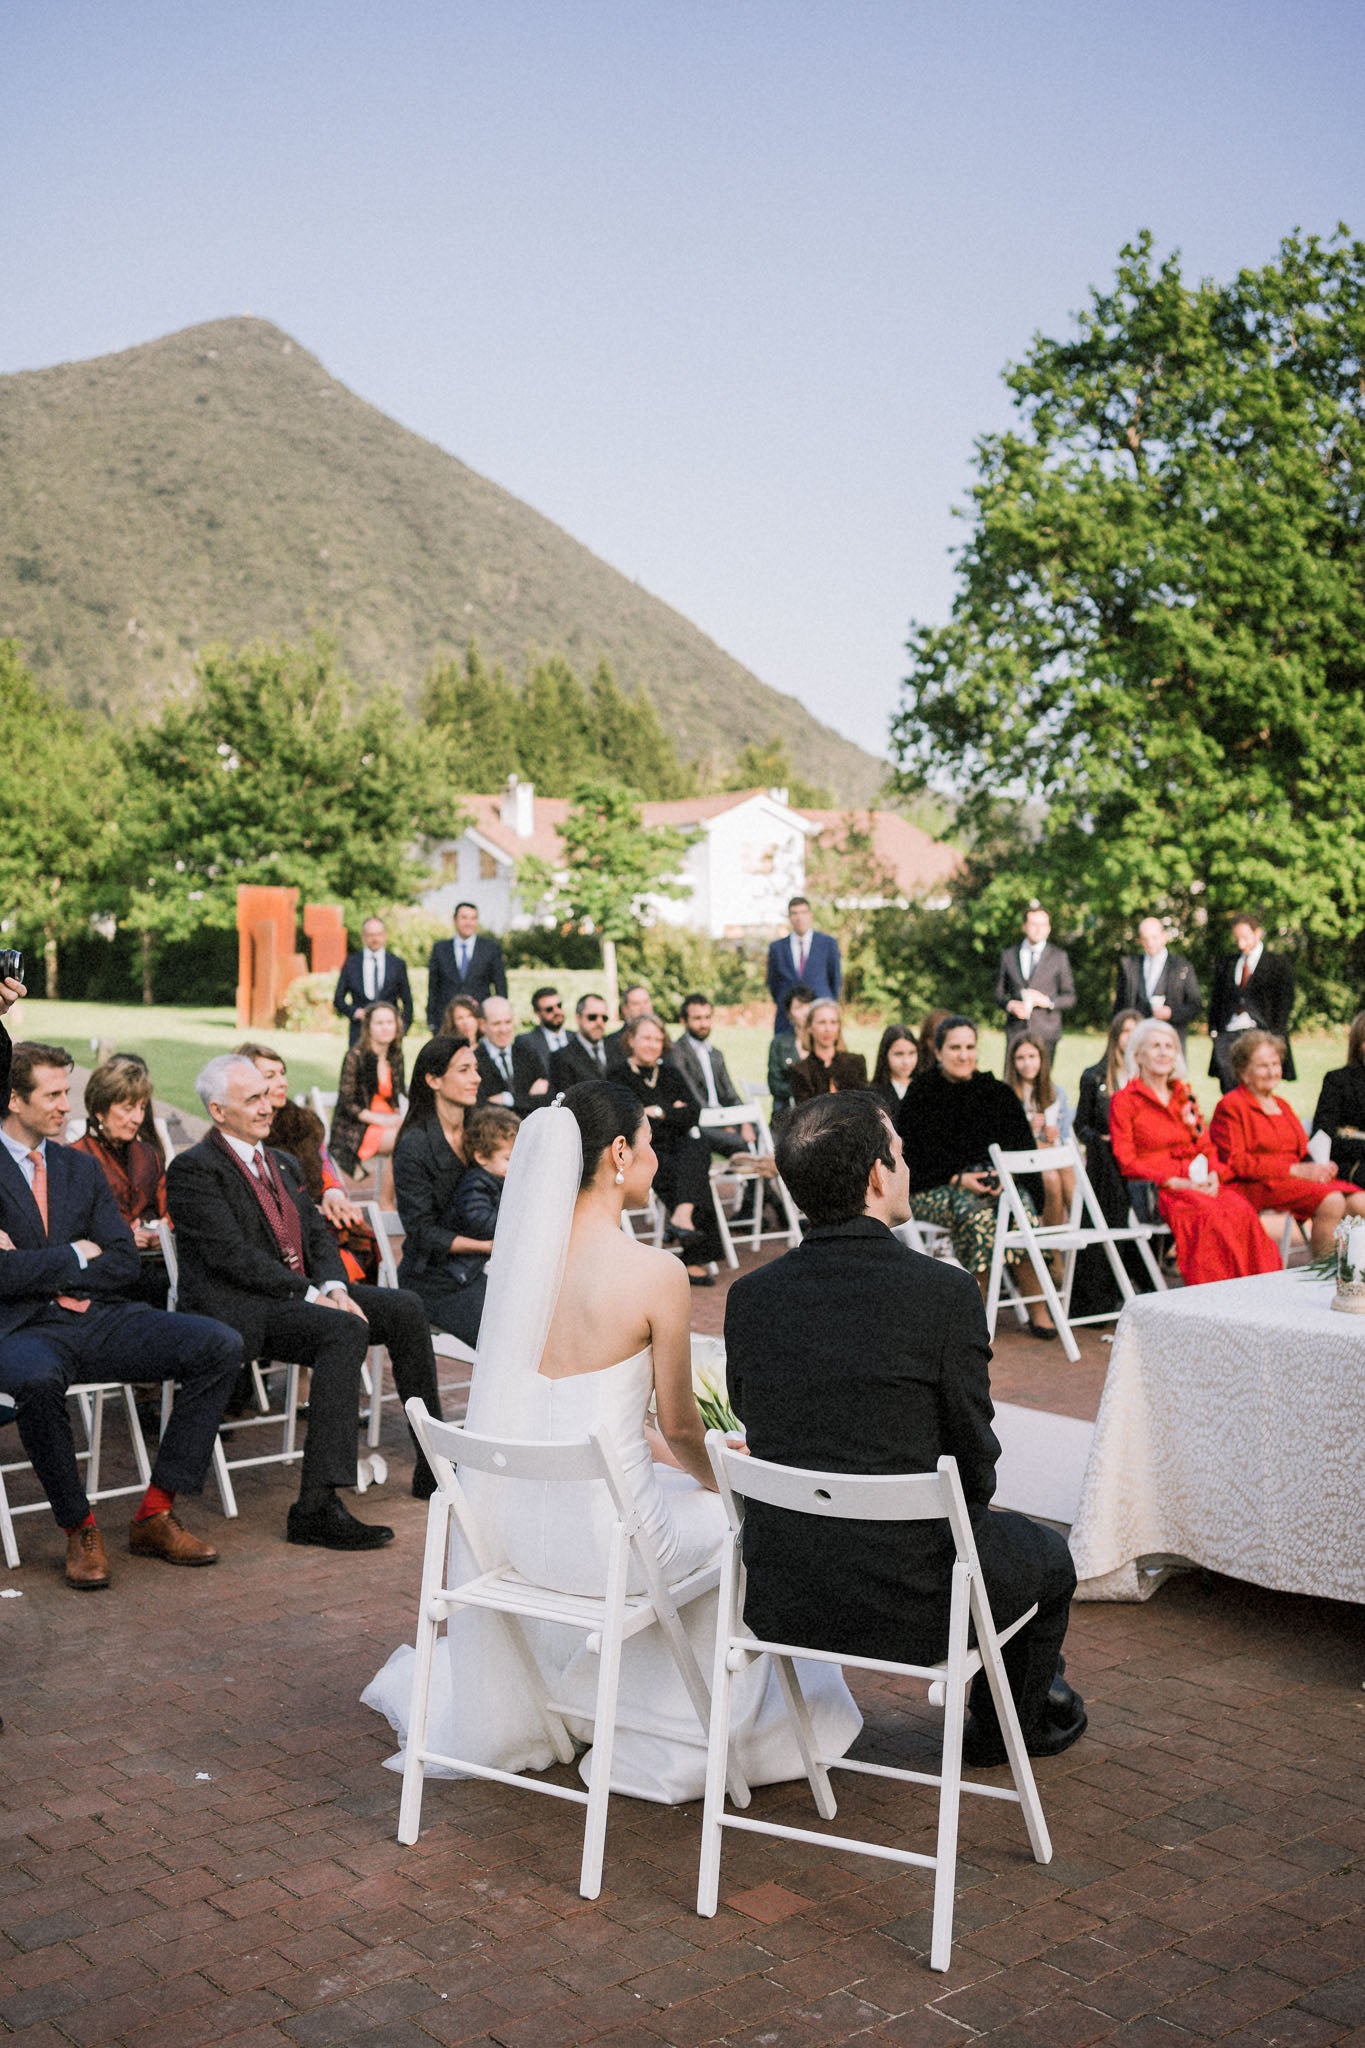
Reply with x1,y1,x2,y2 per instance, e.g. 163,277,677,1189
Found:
562,1080,646,1188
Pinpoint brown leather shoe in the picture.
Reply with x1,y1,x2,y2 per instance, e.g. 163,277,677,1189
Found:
65,1524,111,1590
128,1510,218,1567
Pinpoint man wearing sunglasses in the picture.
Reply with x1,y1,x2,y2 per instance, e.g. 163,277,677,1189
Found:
512,986,569,1113
549,995,614,1093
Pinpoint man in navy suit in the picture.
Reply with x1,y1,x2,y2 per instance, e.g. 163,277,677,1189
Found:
0,1041,241,1590
426,902,508,1032
766,897,842,1023
333,916,414,1046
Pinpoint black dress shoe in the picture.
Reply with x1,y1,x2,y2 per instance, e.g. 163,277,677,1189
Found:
665,1223,705,1252
961,1692,1087,1769
1026,1321,1060,1342
287,1496,394,1550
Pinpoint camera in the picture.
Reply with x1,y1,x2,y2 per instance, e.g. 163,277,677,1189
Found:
0,950,24,985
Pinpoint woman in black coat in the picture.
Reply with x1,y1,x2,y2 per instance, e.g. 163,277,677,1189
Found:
617,1014,725,1283
1311,1009,1365,1187
392,1035,487,1347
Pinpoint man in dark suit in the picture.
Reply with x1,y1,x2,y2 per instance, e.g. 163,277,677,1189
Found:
333,916,414,1046
725,1091,1084,1768
0,1041,241,1589
511,986,568,1114
475,996,521,1109
766,897,841,1023
995,903,1076,1052
426,902,508,1030
673,994,753,1160
549,994,613,1092
604,983,653,1065
1113,918,1202,1046
167,1055,443,1549
1208,914,1297,1092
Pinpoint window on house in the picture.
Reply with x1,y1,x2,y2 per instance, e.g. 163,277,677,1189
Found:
439,849,459,882
741,841,778,875
479,849,499,882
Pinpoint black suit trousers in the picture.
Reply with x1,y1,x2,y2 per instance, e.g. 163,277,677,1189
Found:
252,1283,442,1495
967,1508,1076,1742
0,1301,242,1529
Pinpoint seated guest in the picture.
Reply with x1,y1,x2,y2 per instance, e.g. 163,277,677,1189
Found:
329,1002,406,1189
168,1056,443,1541
789,1000,868,1100
915,1007,953,1080
392,1036,488,1349
1311,1010,1365,1189
333,915,414,1047
725,1091,1084,1768
1,1041,241,1588
238,1043,377,1285
672,993,756,1157
767,983,815,1132
440,994,484,1047
1108,1019,1280,1285
513,985,569,1111
1210,1031,1365,1259
474,996,520,1108
617,1014,724,1284
71,1057,170,1307
446,1104,519,1288
870,1024,918,1112
604,982,653,1064
896,1015,1055,1336
1004,1035,1074,1227
549,994,614,1089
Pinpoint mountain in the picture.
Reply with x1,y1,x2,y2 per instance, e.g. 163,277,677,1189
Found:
0,317,886,801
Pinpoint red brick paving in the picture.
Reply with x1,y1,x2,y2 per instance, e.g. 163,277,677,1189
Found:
2,1244,1361,2046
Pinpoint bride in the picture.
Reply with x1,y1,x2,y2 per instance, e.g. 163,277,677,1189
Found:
363,1079,861,1804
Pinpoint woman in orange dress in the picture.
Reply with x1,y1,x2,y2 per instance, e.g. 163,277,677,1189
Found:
1109,1019,1280,1286
1209,1031,1365,1259
330,1002,406,1185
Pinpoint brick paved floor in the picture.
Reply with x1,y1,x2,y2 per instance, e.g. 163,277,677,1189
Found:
2,1249,1361,2047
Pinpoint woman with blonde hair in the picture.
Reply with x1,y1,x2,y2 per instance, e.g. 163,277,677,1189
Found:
790,1000,868,1100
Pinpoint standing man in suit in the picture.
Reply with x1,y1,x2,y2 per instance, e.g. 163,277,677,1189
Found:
167,1055,443,1549
0,1041,241,1589
1113,918,1202,1046
333,917,414,1046
604,983,653,1065
724,1091,1085,1768
1208,913,1297,1092
475,997,521,1109
673,994,754,1160
426,902,508,1032
512,986,569,1113
549,994,613,1092
995,903,1076,1053
766,896,841,1023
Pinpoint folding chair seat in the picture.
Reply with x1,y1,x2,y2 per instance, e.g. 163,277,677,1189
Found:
700,1103,802,1269
697,1434,1052,1971
0,1382,153,1569
364,1205,476,1441
985,1141,1167,1361
396,1399,748,1899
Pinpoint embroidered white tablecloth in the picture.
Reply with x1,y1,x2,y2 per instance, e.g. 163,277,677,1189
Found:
1069,1271,1365,1603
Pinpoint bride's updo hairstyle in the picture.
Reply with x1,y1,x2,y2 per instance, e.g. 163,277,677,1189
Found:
562,1080,646,1188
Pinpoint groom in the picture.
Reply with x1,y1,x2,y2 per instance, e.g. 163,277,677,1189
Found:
724,1091,1085,1767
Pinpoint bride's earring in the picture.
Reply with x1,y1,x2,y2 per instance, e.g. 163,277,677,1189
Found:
614,1168,625,1185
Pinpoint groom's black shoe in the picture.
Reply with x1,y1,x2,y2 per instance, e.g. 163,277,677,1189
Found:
961,1669,1087,1769
287,1494,394,1550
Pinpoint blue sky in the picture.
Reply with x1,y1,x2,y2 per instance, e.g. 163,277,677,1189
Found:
3,1,1361,755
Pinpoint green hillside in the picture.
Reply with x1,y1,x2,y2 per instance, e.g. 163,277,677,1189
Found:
0,317,884,801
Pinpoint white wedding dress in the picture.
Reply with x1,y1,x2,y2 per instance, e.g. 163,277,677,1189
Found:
362,1107,861,1805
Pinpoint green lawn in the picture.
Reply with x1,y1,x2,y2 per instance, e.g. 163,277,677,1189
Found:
11,996,1343,1130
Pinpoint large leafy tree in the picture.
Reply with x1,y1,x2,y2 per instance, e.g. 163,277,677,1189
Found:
891,228,1365,1016
119,638,466,997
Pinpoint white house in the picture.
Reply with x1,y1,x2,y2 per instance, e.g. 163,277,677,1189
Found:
421,778,959,936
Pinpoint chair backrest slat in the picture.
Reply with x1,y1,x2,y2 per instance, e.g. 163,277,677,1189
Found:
406,1405,607,1487
991,1142,1074,1175
710,1441,950,1522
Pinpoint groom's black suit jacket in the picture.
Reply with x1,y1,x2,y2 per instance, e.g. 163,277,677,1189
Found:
724,1217,1001,1662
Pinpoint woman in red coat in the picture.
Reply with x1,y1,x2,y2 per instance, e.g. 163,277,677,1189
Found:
1109,1019,1280,1286
1209,1031,1365,1259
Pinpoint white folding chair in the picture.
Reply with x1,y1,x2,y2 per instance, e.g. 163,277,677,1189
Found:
893,1215,955,1262
701,1103,802,1269
697,1434,1052,1971
310,1087,337,1126
364,1204,476,1444
0,1382,154,1569
396,1400,749,1898
156,1221,299,1519
619,1191,667,1247
985,1141,1168,1362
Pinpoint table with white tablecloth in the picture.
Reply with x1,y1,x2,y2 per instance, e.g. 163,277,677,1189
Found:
1069,1271,1365,1604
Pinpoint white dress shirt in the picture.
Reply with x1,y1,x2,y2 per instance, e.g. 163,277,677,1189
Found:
1228,942,1264,1031
220,1131,343,1302
362,947,387,1002
789,931,812,978
1143,948,1168,999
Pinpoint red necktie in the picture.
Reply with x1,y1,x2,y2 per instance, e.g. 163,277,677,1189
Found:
27,1149,90,1312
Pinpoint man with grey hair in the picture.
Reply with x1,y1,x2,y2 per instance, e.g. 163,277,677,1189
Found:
167,1055,443,1549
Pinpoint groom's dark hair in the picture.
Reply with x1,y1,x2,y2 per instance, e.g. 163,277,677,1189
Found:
776,1094,896,1226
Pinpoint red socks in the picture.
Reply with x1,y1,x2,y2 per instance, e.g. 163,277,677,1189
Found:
66,1511,98,1533
134,1485,175,1523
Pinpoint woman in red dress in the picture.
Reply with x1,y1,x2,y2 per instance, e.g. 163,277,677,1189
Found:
1209,1031,1365,1259
1109,1019,1281,1286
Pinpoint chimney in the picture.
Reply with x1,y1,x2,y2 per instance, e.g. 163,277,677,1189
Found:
767,786,789,807
499,775,536,839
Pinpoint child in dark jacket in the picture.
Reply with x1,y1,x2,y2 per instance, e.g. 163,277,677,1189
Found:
447,1106,519,1286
